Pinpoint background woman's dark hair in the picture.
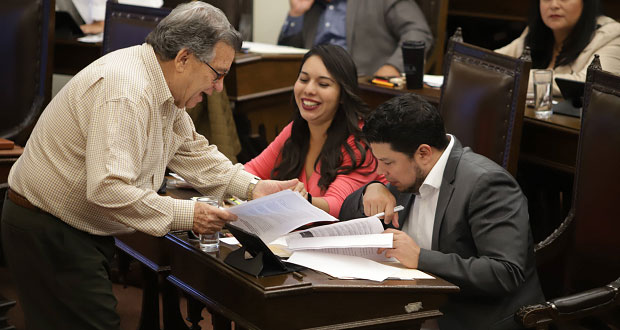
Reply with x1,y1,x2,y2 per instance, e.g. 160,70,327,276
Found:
363,93,449,156
271,44,374,192
525,0,601,69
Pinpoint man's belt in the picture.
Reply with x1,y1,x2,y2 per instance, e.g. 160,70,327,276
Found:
7,188,41,212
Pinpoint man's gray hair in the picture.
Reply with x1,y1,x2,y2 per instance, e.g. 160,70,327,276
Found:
146,1,242,62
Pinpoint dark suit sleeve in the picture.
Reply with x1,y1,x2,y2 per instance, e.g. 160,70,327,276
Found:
418,170,532,297
338,184,368,220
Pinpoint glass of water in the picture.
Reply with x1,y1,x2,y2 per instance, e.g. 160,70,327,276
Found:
192,196,220,252
533,69,554,119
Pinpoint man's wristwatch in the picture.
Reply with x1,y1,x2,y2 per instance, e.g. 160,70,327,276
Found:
247,176,260,200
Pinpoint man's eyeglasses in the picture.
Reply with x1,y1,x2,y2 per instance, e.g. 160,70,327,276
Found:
203,60,227,82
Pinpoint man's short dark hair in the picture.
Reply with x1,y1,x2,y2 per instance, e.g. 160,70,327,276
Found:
363,93,449,156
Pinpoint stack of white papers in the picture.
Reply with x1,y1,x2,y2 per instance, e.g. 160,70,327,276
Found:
281,216,393,262
224,190,433,281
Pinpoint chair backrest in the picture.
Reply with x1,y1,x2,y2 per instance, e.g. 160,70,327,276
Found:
102,2,171,55
567,56,620,291
516,57,620,330
414,0,449,74
439,31,531,176
0,0,54,145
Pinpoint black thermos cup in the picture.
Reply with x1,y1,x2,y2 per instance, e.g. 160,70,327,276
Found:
402,40,425,89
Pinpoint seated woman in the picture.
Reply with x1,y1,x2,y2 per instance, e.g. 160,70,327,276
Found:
496,0,620,95
244,44,384,217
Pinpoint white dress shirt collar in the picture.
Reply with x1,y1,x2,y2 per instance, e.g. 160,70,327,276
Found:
418,134,455,197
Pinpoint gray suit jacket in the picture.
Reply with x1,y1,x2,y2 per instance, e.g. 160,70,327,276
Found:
340,139,544,330
278,0,433,76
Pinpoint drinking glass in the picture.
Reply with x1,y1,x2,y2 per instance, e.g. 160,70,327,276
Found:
193,196,220,252
533,69,554,119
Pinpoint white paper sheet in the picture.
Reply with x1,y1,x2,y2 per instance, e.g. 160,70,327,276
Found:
242,41,309,54
286,251,435,281
423,74,444,88
287,233,393,250
77,33,103,43
287,216,385,238
282,216,393,260
220,237,240,245
226,190,337,244
380,262,435,280
287,251,397,282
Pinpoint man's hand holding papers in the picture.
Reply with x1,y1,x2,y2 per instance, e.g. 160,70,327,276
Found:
378,229,421,269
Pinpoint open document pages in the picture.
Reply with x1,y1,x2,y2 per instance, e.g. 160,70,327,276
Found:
225,190,337,244
224,190,434,282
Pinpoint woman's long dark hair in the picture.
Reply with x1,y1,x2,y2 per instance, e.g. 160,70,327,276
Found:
271,44,375,192
525,0,600,69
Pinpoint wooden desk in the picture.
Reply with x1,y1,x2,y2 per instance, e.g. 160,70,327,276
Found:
226,53,303,143
166,231,458,330
520,108,580,173
359,78,441,108
115,184,458,330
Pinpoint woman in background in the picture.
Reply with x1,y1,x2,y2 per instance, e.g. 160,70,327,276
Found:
244,44,383,217
496,0,620,95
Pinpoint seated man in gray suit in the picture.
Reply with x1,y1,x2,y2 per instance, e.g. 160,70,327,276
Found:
278,0,433,77
339,93,544,330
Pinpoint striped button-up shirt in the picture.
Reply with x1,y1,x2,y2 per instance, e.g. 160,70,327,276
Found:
8,43,254,236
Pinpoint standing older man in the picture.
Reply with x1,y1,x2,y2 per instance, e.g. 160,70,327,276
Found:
1,2,297,329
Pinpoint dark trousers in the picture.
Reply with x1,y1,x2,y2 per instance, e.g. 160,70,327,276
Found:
1,197,120,330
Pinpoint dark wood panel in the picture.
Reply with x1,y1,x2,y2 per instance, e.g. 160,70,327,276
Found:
53,38,102,75
234,91,295,143
603,1,620,19
449,0,529,21
359,77,441,109
225,54,302,100
449,0,620,21
520,108,580,173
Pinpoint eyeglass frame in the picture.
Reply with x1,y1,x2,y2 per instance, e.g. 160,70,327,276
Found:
202,60,228,82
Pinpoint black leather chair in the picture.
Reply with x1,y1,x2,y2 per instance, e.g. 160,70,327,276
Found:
0,0,54,326
414,0,449,74
162,0,253,40
515,56,620,329
0,0,55,146
439,29,531,176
